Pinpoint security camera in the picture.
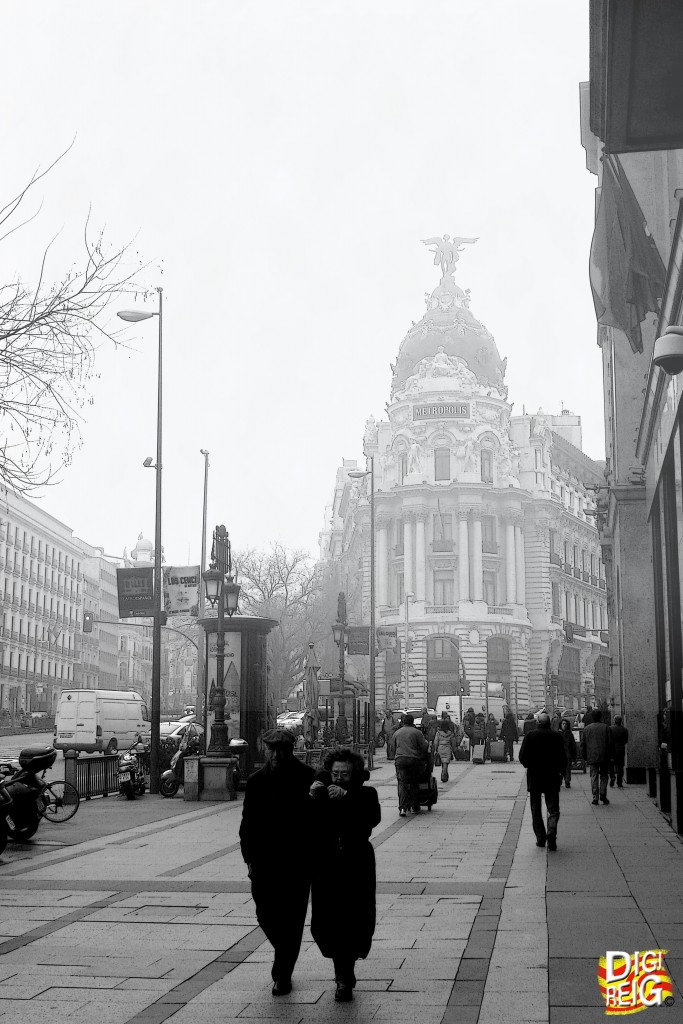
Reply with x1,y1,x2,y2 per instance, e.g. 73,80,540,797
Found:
143,456,154,468
653,325,683,376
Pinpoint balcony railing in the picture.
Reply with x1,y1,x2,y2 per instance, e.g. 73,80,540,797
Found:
573,568,582,579
590,575,598,587
425,605,458,614
550,552,562,565
563,563,572,574
598,579,606,590
379,607,399,617
489,605,514,616
582,571,590,582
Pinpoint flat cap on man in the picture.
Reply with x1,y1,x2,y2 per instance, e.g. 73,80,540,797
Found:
262,728,296,747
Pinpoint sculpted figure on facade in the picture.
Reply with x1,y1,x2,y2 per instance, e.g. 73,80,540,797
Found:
408,439,423,476
533,407,549,440
363,415,378,453
421,234,479,278
464,439,478,474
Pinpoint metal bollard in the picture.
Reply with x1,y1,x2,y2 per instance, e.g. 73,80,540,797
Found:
64,749,79,800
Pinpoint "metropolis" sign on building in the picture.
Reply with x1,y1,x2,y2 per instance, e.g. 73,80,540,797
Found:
413,401,470,420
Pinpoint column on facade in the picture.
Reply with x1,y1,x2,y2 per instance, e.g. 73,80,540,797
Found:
458,511,470,601
505,518,516,606
471,514,483,602
415,514,426,602
515,523,525,606
376,517,389,608
403,517,414,597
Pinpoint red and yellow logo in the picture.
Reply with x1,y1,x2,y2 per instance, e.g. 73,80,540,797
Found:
598,950,674,1014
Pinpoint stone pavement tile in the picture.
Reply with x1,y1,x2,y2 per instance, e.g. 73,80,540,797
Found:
372,1006,444,1021
389,978,452,997
416,926,472,940
548,957,605,1007
237,1000,354,1018
549,923,657,958
156,1012,255,1024
447,979,485,1004
0,978,53,998
355,980,391,991
549,1007,611,1024
485,966,548,992
401,945,466,961
355,959,404,975
0,1000,90,1023
441,1006,480,1024
456,958,488,981
460,933,496,958
371,938,417,949
115,978,181,992
196,984,325,1004
490,948,547,970
395,963,461,979
480,991,548,1020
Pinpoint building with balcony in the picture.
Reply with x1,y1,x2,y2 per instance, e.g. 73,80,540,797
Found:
319,243,608,715
0,491,84,715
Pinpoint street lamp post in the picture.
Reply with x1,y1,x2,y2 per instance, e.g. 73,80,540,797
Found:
198,450,209,749
404,591,414,708
349,457,375,748
117,288,163,793
203,526,241,757
332,592,348,742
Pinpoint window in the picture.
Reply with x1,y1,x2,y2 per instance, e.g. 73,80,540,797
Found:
433,511,452,550
434,571,453,605
583,599,589,626
535,448,542,469
573,544,579,566
481,448,493,483
486,636,511,684
483,571,497,606
565,591,571,621
396,572,404,606
434,447,450,481
395,520,404,556
552,582,561,616
482,516,497,553
564,540,570,564
399,452,408,484
428,637,457,658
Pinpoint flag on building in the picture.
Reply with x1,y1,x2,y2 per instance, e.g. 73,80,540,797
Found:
589,153,666,354
47,623,61,644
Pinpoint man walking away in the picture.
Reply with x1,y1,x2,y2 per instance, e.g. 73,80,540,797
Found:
500,710,518,762
393,713,428,816
519,713,567,851
239,729,315,995
523,712,537,736
581,708,613,805
609,715,629,788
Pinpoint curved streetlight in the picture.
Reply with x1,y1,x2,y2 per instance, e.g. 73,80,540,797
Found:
117,288,163,792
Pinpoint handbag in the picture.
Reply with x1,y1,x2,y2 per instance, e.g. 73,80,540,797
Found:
433,751,442,767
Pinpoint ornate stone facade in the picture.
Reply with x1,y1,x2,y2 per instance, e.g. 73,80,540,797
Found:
320,241,609,716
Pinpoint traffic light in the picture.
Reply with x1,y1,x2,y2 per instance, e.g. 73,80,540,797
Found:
83,612,94,633
564,623,574,643
457,683,470,696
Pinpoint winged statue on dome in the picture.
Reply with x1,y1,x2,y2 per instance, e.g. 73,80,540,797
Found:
421,234,478,277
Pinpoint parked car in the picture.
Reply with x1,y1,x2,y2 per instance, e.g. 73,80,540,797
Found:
280,711,306,732
160,721,205,746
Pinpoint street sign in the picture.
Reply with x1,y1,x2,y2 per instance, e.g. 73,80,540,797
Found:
347,626,370,655
116,567,155,618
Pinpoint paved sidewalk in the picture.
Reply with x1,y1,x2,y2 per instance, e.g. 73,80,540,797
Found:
0,749,680,1023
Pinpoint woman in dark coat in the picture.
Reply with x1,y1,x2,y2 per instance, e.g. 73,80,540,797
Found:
310,747,381,1003
500,711,518,762
559,718,577,788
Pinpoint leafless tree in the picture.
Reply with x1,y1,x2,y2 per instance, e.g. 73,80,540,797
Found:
234,543,333,702
0,144,146,493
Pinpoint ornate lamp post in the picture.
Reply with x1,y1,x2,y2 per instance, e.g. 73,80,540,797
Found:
349,457,376,749
203,525,241,756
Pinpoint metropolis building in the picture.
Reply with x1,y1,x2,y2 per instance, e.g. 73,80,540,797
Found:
319,241,609,715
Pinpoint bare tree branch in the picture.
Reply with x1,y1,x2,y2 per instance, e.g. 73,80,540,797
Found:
0,145,147,494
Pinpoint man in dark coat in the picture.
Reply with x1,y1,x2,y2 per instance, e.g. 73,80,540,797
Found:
582,705,595,728
239,728,315,995
519,713,567,851
609,716,629,788
500,711,518,762
393,714,429,815
581,708,614,805
523,713,537,736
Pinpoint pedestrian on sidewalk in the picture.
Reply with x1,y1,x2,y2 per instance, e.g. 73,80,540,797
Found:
580,708,614,805
310,747,381,1003
382,710,398,760
609,716,629,788
439,710,456,734
463,706,476,757
393,713,429,816
518,712,567,851
433,718,457,782
581,704,596,728
239,728,315,996
523,712,537,736
559,719,577,788
420,707,438,744
500,710,518,762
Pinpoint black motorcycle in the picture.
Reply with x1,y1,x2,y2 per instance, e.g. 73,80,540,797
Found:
0,745,79,841
160,726,201,798
116,736,148,800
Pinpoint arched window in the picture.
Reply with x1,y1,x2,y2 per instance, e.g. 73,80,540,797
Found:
481,447,493,483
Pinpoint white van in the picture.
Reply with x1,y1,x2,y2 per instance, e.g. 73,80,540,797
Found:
54,689,150,755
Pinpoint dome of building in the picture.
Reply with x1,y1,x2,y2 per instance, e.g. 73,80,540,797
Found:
131,533,154,562
391,267,507,398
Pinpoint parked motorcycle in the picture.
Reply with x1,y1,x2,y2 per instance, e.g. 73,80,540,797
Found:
0,745,79,841
117,736,148,800
0,779,12,854
160,725,201,798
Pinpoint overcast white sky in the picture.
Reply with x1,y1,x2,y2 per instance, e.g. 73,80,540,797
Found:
0,1,600,564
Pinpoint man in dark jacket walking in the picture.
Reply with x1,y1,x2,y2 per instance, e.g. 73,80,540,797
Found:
609,716,629,788
393,714,428,816
239,729,315,995
519,713,567,851
581,708,613,805
523,713,537,736
500,711,518,762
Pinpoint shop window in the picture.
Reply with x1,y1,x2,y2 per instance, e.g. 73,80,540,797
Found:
434,447,451,481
